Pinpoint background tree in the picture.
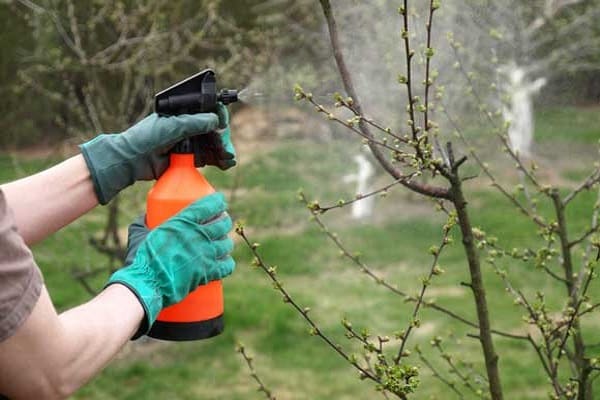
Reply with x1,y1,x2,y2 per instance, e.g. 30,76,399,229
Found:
444,0,600,155
236,1,600,399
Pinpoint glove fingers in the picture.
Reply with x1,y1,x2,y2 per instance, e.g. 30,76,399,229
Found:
219,126,236,169
176,192,227,224
220,151,235,160
192,131,227,168
170,113,220,141
217,158,237,171
147,154,170,180
202,212,233,241
219,127,235,152
125,216,150,266
194,152,218,169
191,108,236,170
216,102,230,129
214,255,236,279
196,153,235,170
212,236,234,260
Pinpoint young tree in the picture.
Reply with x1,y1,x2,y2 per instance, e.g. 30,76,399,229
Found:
237,1,600,399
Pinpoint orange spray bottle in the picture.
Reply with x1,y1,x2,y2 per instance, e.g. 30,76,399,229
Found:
146,69,238,341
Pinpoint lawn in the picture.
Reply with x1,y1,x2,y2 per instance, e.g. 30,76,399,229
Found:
1,106,599,399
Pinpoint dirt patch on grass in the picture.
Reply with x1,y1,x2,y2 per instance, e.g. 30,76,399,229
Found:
413,321,437,337
426,285,467,298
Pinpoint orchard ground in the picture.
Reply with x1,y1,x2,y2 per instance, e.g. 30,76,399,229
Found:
2,106,599,399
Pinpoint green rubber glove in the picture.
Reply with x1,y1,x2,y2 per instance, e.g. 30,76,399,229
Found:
107,192,235,338
80,103,236,205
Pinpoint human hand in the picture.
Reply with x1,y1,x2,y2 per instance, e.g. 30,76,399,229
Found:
80,103,236,205
107,192,235,338
194,103,237,170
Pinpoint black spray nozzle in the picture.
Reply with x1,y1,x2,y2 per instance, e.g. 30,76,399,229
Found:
155,69,239,116
218,89,238,105
154,69,239,160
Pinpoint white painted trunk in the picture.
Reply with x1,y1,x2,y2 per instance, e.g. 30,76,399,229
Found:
343,153,375,219
501,64,547,158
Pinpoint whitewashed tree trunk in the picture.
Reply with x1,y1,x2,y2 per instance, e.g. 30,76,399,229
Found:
501,64,547,158
343,153,375,219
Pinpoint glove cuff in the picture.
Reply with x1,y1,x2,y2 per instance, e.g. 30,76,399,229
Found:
80,134,137,205
106,268,163,340
80,139,110,205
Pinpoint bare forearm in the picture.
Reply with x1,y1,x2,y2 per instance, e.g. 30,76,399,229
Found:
57,285,144,391
0,154,98,245
0,285,144,400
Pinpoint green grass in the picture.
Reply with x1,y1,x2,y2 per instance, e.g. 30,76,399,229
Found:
536,106,600,144
1,106,600,399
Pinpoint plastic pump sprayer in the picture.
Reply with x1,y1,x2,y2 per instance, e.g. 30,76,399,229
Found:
146,69,238,341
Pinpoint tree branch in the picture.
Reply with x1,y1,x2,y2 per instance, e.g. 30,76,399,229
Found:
236,344,277,400
318,0,451,200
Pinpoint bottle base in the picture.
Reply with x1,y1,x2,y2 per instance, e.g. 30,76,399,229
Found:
147,314,224,341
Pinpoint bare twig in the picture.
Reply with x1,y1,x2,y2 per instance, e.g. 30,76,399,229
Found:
236,344,277,400
300,95,408,154
236,225,411,399
569,224,600,249
563,168,600,206
584,188,600,264
423,0,438,137
395,217,454,364
431,339,487,399
416,347,464,399
309,176,416,214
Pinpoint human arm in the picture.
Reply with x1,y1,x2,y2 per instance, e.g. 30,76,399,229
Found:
0,186,137,399
1,105,236,246
0,155,97,246
0,284,143,400
0,192,235,399
80,104,235,205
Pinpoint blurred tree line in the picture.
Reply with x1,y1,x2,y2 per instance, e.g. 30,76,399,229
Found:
0,4,38,148
0,0,326,149
0,0,598,150
447,0,600,108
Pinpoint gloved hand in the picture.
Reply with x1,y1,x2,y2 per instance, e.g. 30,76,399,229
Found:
195,103,236,170
80,103,237,205
107,192,235,338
